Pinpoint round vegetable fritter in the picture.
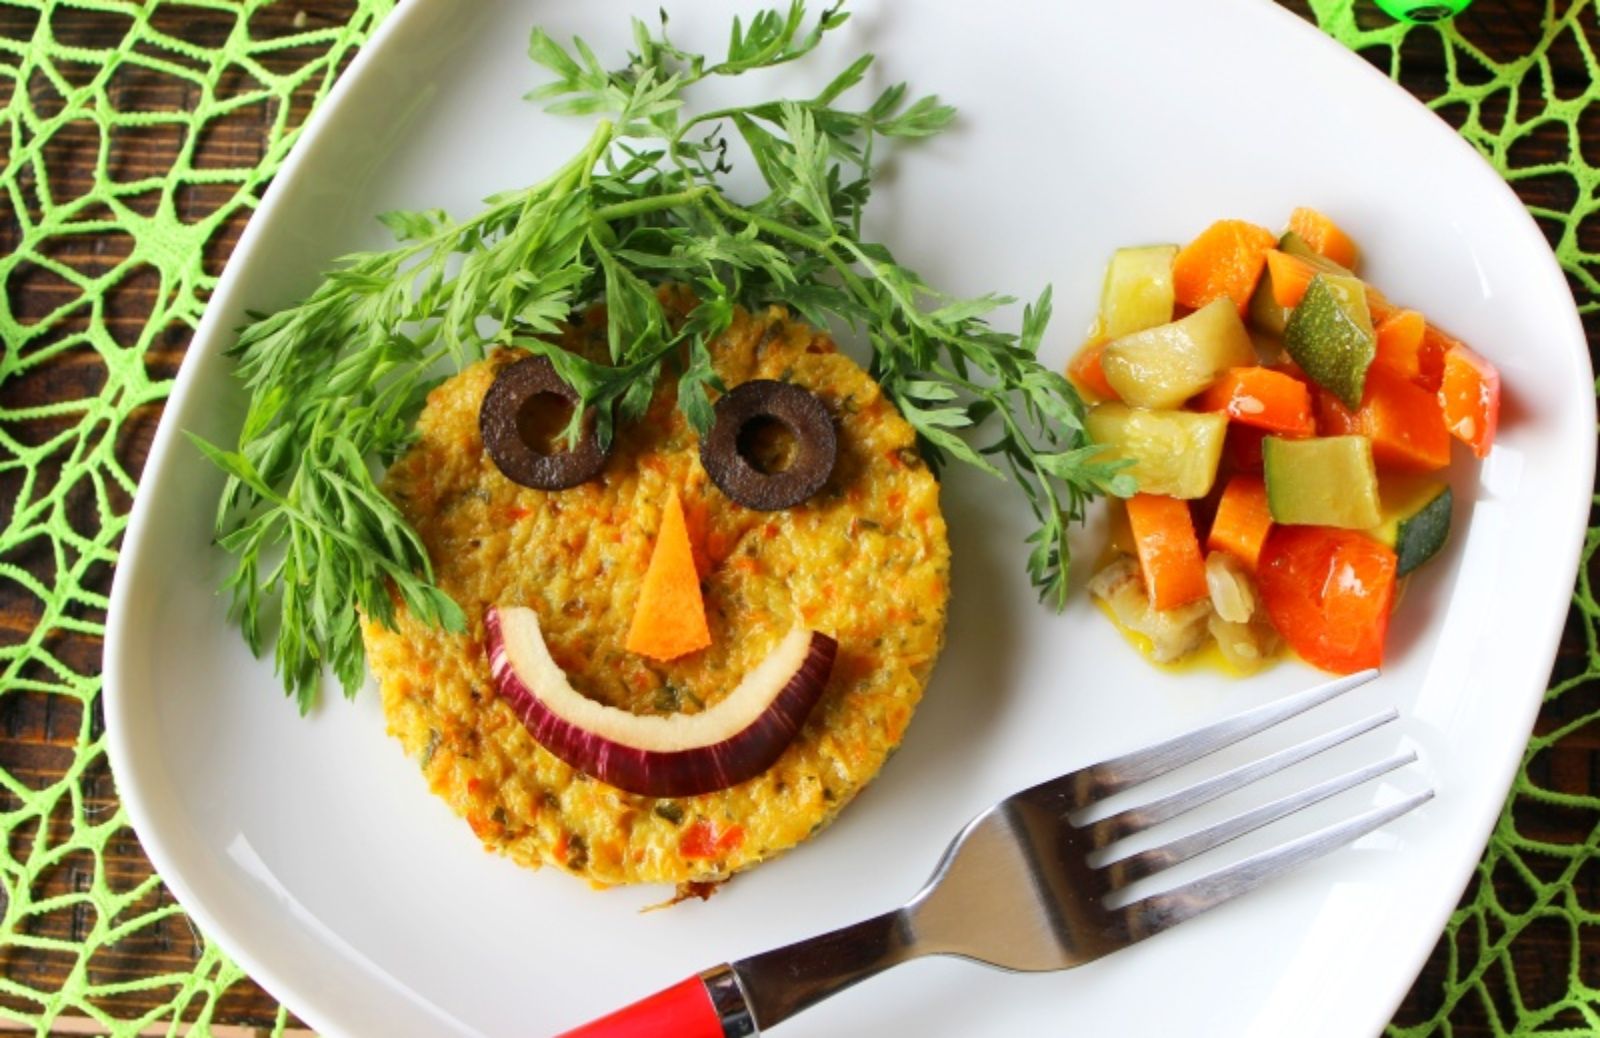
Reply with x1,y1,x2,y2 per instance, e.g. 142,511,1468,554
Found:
362,301,950,887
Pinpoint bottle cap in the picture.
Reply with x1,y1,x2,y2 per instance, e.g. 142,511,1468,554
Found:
1374,0,1473,23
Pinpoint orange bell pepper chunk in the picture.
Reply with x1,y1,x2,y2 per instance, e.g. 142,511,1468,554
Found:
1258,526,1397,675
679,820,745,859
1416,322,1463,393
1314,366,1451,472
1372,308,1426,383
1439,343,1501,459
1224,424,1268,473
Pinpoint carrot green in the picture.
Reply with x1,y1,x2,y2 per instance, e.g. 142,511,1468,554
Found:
195,2,1133,708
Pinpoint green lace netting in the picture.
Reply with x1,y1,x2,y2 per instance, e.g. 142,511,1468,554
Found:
1304,6,1600,1033
0,0,1593,1033
0,1,394,1031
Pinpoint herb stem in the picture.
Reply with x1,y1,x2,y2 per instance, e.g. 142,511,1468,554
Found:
591,185,710,224
701,190,880,303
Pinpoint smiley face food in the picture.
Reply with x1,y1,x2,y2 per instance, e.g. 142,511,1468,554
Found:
203,8,1124,892
362,301,950,886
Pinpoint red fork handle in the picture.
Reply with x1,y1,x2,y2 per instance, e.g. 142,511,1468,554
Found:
555,967,754,1037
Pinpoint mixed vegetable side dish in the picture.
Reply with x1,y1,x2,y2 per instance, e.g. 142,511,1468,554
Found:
1072,209,1502,675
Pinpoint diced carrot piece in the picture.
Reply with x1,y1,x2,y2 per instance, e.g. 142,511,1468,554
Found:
1265,250,1319,309
1125,494,1209,611
1225,425,1267,473
1173,220,1278,316
1067,338,1119,401
1192,366,1314,437
679,820,745,859
1287,207,1359,269
1314,366,1451,472
1208,475,1274,571
1267,250,1393,322
1227,365,1307,474
1439,343,1501,459
625,488,712,661
1365,286,1398,325
1373,308,1426,382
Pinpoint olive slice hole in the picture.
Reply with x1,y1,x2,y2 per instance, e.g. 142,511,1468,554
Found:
516,391,579,455
736,415,799,475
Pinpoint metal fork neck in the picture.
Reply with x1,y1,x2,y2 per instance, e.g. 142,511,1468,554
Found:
726,908,917,1032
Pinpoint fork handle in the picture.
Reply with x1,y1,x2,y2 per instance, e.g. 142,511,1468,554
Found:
553,968,744,1037
556,909,912,1036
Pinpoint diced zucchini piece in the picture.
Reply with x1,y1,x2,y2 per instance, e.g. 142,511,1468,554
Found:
1248,275,1291,337
1283,273,1375,410
1100,245,1179,339
1100,298,1256,410
1104,497,1136,557
1394,488,1453,576
1250,238,1348,336
1278,231,1354,275
1262,434,1382,528
1086,404,1227,500
1368,476,1452,576
1247,328,1286,367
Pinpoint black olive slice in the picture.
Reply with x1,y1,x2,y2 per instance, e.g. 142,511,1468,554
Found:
700,380,837,510
479,356,607,490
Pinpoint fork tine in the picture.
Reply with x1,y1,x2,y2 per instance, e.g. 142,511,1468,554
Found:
1116,787,1434,942
1067,669,1379,807
1084,709,1398,847
1101,750,1417,885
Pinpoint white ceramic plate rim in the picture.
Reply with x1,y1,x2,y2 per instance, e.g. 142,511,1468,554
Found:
102,1,1596,1035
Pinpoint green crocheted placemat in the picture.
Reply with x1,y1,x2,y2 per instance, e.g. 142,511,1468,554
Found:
0,1,1595,1034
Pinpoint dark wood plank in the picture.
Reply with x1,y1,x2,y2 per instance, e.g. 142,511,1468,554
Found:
0,1,343,1026
1278,0,1596,86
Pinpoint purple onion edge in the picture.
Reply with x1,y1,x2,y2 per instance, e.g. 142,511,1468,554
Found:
485,606,838,798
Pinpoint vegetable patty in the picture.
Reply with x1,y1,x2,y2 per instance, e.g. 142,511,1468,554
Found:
363,303,950,887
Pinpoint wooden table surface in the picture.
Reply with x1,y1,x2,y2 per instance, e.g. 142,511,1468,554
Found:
0,0,1593,1033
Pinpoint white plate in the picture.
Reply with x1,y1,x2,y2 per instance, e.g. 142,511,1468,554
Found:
103,2,1595,1035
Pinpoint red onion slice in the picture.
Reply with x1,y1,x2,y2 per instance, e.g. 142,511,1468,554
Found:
484,605,837,797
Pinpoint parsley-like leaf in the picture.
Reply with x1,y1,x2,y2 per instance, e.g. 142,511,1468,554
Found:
199,1,1127,708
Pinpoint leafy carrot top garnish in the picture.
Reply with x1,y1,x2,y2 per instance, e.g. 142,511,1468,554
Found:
196,1,1131,708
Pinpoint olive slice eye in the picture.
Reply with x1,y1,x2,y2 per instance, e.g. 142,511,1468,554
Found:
479,356,608,490
700,380,838,510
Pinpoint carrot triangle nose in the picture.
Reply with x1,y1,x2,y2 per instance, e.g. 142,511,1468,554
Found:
625,488,712,661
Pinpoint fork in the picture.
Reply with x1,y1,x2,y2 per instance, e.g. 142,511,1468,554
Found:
558,669,1429,1037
